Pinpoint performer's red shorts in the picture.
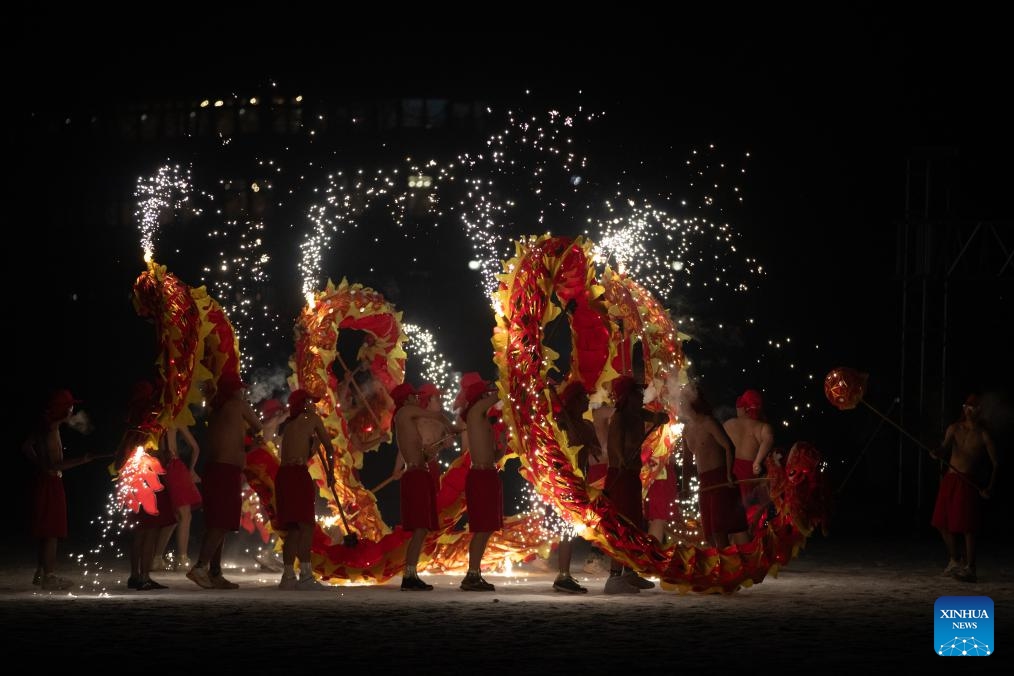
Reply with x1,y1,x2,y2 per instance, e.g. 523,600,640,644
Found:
465,468,503,532
401,466,439,531
699,467,748,540
931,472,982,534
605,467,644,529
134,487,177,528
165,458,203,510
275,464,316,527
424,459,441,493
645,469,677,521
32,473,67,539
732,459,755,501
586,463,607,490
201,462,243,531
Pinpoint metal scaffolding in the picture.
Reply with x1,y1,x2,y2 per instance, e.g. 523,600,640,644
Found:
896,147,1013,511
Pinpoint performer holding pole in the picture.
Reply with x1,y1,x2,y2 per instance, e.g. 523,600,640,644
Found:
723,389,775,531
679,383,750,549
929,394,998,583
275,389,345,590
390,383,464,590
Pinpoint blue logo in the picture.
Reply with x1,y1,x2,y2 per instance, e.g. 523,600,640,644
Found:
935,596,994,656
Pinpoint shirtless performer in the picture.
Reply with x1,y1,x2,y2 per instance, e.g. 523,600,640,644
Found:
392,382,463,590
187,376,263,589
275,389,334,590
415,382,456,466
930,394,999,583
604,376,667,594
24,389,104,590
456,373,501,592
722,389,775,521
681,385,749,548
550,381,596,593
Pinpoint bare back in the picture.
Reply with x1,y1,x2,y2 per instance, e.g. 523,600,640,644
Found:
280,412,331,466
29,425,65,473
592,405,614,464
607,403,665,469
464,392,500,468
685,414,734,475
723,415,774,463
563,417,599,455
206,393,261,467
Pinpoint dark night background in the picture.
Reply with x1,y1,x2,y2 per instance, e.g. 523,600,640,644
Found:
6,14,1013,554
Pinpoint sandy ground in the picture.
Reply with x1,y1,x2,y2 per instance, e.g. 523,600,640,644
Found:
1,531,1011,672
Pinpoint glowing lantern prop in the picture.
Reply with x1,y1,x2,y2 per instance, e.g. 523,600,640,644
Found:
824,367,868,410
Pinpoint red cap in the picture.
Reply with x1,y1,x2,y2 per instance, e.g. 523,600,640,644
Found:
738,391,762,417
455,372,494,417
287,389,320,420
218,372,248,396
417,382,440,408
611,376,643,405
46,389,82,423
391,383,417,409
560,381,588,407
260,398,284,421
49,388,82,408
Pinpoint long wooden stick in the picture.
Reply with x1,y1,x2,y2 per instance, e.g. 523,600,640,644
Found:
837,398,898,493
859,399,981,490
370,475,396,493
317,448,357,545
374,434,457,494
699,476,770,493
425,433,456,455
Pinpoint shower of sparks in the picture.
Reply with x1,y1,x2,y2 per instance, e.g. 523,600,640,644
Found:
134,163,196,263
582,144,757,305
68,484,150,594
300,161,445,299
403,322,459,412
454,107,601,297
301,165,421,299
198,178,282,373
592,199,762,303
516,482,578,543
89,446,168,587
300,105,740,307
